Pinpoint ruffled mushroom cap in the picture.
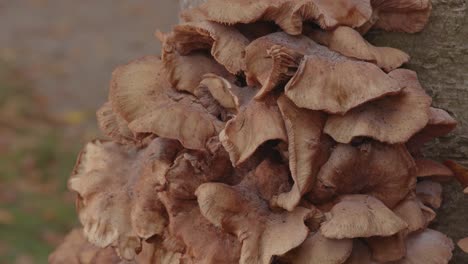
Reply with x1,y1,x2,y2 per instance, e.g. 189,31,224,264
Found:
282,231,353,264
271,95,328,211
416,180,443,209
415,159,454,182
128,97,223,151
393,194,435,234
244,32,324,98
407,107,457,152
285,50,401,115
169,21,249,74
191,0,372,35
197,73,256,113
220,99,287,166
311,142,416,208
367,0,432,33
109,56,171,123
161,43,232,94
49,229,120,264
159,193,241,264
306,26,409,72
68,139,181,260
320,195,407,239
394,229,454,264
324,69,431,144
458,237,468,253
444,160,468,194
195,181,314,264
96,102,137,144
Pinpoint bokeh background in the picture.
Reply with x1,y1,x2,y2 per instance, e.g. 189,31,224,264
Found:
0,0,467,263
0,1,178,263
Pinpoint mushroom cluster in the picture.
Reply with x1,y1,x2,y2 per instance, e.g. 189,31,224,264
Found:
51,0,467,263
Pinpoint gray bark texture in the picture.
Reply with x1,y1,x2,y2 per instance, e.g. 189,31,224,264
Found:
369,1,467,262
180,0,468,262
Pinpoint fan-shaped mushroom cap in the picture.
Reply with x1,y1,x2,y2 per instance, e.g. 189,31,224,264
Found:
458,237,468,253
407,107,457,152
49,229,120,264
285,50,401,115
109,56,171,123
320,195,407,239
368,0,432,33
220,99,287,166
169,21,249,74
192,0,372,35
195,182,314,264
161,43,232,94
68,139,181,260
366,232,406,262
282,231,353,264
394,229,454,264
307,26,409,72
324,69,431,144
96,102,136,144
128,97,223,151
244,32,324,99
159,193,241,264
415,159,454,182
444,160,468,193
312,142,416,208
135,240,182,264
271,95,328,211
393,195,434,233
416,180,443,209
198,74,255,112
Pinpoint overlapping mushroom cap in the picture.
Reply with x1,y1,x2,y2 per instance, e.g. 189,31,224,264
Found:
52,0,464,263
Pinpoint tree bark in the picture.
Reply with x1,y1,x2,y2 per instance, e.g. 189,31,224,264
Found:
180,0,206,10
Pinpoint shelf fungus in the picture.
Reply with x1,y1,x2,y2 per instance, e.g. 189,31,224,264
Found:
53,0,462,263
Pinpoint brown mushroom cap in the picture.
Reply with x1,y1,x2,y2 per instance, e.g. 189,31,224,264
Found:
282,231,353,264
324,69,431,144
394,229,454,264
244,32,324,99
415,180,443,209
407,107,457,152
458,237,468,253
96,102,136,144
285,50,401,115
443,160,468,192
195,182,313,264
415,159,454,182
68,139,180,260
369,0,432,33
49,229,121,264
393,195,434,234
169,21,249,74
271,95,328,211
320,195,407,239
220,99,287,166
159,193,241,264
198,73,256,112
306,26,409,72
109,56,171,123
311,141,416,208
161,43,232,94
192,0,372,35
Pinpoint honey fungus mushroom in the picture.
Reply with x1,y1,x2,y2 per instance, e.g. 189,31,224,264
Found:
53,0,462,263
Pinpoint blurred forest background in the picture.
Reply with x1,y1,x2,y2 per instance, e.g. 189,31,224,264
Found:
0,1,178,263
0,0,467,263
